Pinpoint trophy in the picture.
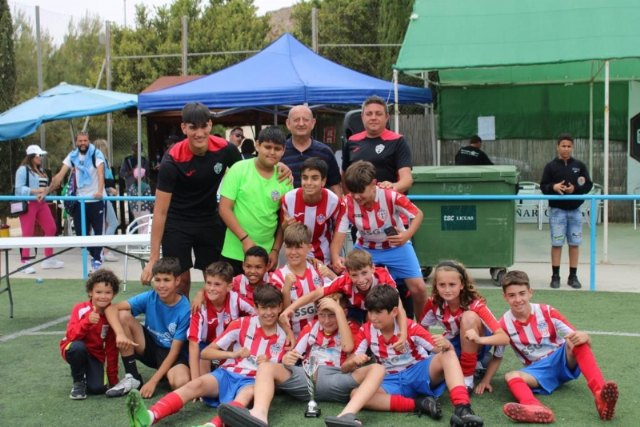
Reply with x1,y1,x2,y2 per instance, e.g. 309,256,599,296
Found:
302,355,321,417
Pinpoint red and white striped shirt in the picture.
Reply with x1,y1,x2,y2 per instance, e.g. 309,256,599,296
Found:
281,188,341,263
419,297,502,339
187,291,255,345
500,303,575,365
232,273,270,306
354,319,435,374
295,319,360,367
323,267,396,310
337,187,419,250
271,262,331,335
215,316,288,377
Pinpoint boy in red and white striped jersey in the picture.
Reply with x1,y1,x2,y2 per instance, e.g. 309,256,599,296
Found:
477,270,618,424
218,293,385,427
232,246,270,306
281,157,342,264
126,285,287,427
187,261,255,380
330,160,427,318
271,223,336,336
346,285,484,427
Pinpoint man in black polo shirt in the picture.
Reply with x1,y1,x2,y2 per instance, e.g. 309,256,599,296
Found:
140,103,241,297
342,95,414,193
281,105,342,195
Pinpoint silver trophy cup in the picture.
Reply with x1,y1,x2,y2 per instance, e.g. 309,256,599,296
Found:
302,355,321,417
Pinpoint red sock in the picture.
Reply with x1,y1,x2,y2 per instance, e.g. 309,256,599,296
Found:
449,385,470,406
572,343,604,395
460,352,478,377
507,377,541,406
149,391,184,422
390,394,415,412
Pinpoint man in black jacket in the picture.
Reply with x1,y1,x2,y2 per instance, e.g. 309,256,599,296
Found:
540,134,593,289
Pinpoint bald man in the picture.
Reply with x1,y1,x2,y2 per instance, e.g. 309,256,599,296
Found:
281,105,342,196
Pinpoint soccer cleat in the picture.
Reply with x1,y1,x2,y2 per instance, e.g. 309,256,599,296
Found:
42,258,64,269
69,381,87,400
414,395,442,420
595,381,618,420
90,258,103,272
22,266,36,274
549,275,560,289
567,276,582,289
502,402,554,424
106,373,141,397
450,404,483,426
126,389,152,427
103,250,119,262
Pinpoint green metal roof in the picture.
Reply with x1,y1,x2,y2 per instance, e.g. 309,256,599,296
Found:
395,0,640,86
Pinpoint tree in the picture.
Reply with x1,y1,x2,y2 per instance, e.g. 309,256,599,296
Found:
0,0,16,220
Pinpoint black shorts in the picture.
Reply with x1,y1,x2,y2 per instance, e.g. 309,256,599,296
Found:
162,216,225,271
136,327,188,369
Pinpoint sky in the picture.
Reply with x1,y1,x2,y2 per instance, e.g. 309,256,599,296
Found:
9,0,298,44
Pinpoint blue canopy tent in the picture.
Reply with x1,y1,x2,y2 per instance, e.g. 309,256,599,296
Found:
0,82,138,141
138,33,431,112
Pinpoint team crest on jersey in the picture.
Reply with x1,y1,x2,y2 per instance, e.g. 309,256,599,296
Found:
214,162,223,174
313,276,323,286
222,312,231,324
270,343,282,354
375,144,385,154
377,210,387,221
537,322,549,336
271,191,281,201
316,214,326,225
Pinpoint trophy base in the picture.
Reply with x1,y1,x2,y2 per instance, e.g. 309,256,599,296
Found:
304,409,322,418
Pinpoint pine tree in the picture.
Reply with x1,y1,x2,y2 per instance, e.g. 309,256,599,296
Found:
0,0,16,222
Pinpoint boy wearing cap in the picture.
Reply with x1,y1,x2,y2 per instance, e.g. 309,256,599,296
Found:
127,167,154,234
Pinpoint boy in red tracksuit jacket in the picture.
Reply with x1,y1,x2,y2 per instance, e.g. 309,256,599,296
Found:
60,269,121,400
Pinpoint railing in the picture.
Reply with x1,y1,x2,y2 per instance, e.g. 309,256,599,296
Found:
0,195,154,278
2,194,639,291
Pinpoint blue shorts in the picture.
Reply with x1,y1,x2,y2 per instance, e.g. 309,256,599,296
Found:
449,333,492,365
549,207,583,247
381,358,446,398
201,369,255,408
356,242,422,280
521,343,581,395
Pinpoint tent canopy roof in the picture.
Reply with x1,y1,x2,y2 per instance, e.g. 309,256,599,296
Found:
395,0,640,86
139,33,431,112
0,83,138,141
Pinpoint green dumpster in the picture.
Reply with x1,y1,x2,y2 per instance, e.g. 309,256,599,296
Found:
411,166,519,283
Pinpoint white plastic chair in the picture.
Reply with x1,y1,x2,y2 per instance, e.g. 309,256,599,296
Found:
517,181,544,230
123,213,154,290
634,186,640,230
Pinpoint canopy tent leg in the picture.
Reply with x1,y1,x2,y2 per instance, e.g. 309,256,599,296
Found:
603,61,610,263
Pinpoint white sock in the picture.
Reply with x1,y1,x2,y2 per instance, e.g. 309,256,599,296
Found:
464,375,474,388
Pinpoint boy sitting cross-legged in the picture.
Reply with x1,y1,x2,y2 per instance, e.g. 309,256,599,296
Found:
126,284,289,427
270,222,336,336
105,257,191,398
218,293,386,427
346,284,484,427
477,270,618,423
187,261,255,379
281,248,409,349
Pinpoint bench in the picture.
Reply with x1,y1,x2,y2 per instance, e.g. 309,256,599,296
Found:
0,234,150,318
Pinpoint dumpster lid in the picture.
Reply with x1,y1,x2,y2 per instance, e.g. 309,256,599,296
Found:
412,165,519,183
